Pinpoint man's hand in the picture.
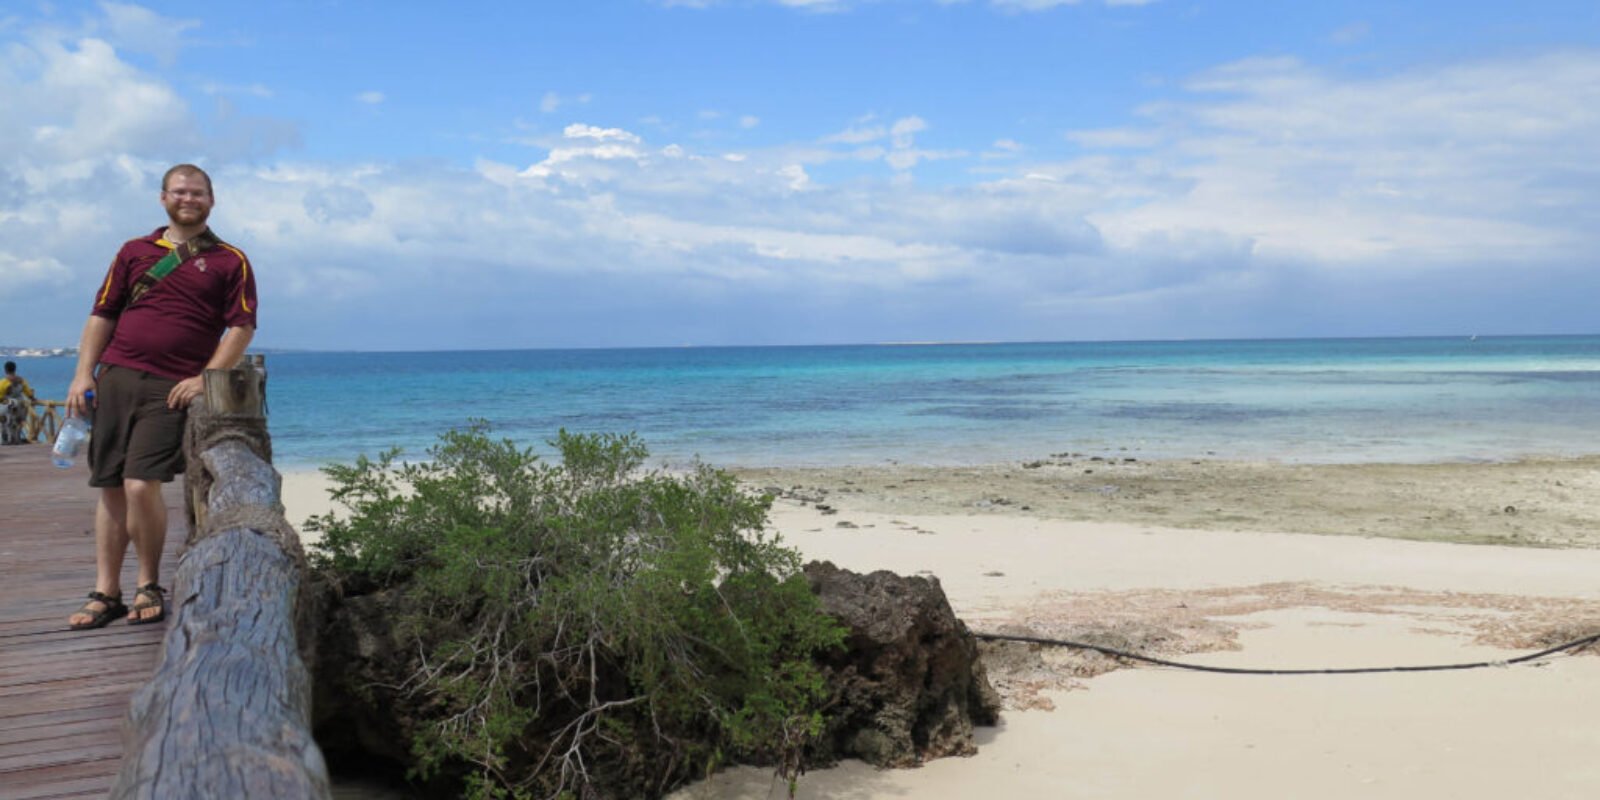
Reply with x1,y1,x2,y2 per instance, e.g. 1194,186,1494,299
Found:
66,376,96,418
168,375,205,409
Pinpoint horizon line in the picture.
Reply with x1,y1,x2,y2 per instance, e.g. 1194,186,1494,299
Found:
8,331,1599,358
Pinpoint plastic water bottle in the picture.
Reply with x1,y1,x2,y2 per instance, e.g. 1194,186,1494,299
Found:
52,391,93,469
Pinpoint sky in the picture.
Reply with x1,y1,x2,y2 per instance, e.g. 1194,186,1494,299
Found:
1,0,1598,351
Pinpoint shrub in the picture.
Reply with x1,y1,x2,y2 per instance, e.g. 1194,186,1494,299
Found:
306,424,844,799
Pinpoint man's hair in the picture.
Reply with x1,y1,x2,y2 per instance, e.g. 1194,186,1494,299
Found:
3,361,16,374
162,164,213,194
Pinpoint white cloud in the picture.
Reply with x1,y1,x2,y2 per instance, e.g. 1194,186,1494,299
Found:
303,185,375,224
563,123,641,143
1066,127,1162,149
0,252,72,298
823,121,887,144
541,91,590,113
96,1,200,65
356,91,385,105
202,81,274,98
889,116,926,147
778,164,810,190
981,138,1025,160
879,115,963,171
3,37,196,161
1080,52,1600,267
740,115,760,129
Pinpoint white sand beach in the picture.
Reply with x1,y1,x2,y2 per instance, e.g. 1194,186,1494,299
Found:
281,458,1600,800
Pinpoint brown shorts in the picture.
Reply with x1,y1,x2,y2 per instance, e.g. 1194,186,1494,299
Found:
88,365,186,488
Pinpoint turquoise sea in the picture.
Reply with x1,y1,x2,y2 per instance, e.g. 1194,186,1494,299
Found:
15,335,1600,470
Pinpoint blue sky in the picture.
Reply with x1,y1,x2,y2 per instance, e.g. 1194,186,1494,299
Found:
2,1,1598,350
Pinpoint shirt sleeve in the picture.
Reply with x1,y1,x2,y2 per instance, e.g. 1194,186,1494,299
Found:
90,247,130,320
222,245,258,329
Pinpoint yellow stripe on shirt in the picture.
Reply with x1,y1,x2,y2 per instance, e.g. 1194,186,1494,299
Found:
220,243,253,313
99,240,174,309
95,259,118,308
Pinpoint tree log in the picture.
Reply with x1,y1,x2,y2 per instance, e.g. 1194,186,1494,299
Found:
113,527,329,799
112,371,330,799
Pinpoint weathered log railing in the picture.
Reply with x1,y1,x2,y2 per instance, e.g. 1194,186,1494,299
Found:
111,355,332,799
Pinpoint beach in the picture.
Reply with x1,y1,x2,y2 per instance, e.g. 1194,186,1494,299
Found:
282,455,1600,800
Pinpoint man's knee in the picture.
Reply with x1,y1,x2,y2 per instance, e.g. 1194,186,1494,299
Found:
123,479,164,503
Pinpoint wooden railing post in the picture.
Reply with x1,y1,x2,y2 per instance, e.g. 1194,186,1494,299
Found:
26,400,61,444
111,355,331,799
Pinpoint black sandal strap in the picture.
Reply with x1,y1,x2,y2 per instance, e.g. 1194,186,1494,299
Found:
70,592,128,630
132,584,166,607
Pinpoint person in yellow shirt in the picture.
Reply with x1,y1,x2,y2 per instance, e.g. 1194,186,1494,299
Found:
1,361,39,445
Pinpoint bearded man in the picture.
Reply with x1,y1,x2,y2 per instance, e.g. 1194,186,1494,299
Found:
65,164,258,630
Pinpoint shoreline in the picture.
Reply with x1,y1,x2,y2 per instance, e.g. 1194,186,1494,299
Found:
284,453,1600,550
730,454,1600,548
281,456,1600,800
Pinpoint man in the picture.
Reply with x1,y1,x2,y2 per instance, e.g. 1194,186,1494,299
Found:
1,361,38,445
65,164,257,630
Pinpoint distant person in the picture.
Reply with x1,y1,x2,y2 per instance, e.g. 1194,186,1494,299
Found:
65,164,258,630
1,361,38,445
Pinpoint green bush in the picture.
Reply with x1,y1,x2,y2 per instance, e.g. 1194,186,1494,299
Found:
306,424,843,800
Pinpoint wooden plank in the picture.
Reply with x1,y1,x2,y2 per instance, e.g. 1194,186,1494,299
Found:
0,632,156,658
0,728,121,761
0,717,121,747
0,758,120,798
0,741,123,773
0,444,179,800
0,649,157,686
0,701,134,732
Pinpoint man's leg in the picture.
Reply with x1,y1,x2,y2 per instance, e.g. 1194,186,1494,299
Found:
124,478,168,622
66,487,130,628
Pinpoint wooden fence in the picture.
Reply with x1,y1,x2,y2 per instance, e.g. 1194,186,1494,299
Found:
25,400,63,444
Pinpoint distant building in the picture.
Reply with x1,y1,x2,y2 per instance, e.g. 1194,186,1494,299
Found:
0,347,77,358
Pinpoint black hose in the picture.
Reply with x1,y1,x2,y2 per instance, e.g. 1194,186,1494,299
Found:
972,630,1600,675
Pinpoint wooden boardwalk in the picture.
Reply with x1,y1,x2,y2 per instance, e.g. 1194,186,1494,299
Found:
0,444,180,800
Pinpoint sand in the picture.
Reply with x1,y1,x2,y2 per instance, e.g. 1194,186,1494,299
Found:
279,457,1600,800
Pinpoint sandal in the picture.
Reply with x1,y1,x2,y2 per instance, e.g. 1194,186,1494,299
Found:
128,583,167,625
68,591,127,631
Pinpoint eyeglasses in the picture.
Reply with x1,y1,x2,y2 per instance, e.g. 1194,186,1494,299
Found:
163,189,211,199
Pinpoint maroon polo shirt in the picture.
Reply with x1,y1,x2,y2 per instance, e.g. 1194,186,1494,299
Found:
91,227,258,381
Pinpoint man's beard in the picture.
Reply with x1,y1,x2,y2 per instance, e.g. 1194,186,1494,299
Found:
166,206,209,227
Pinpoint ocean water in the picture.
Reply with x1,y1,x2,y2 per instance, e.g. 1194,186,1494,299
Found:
14,335,1600,470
